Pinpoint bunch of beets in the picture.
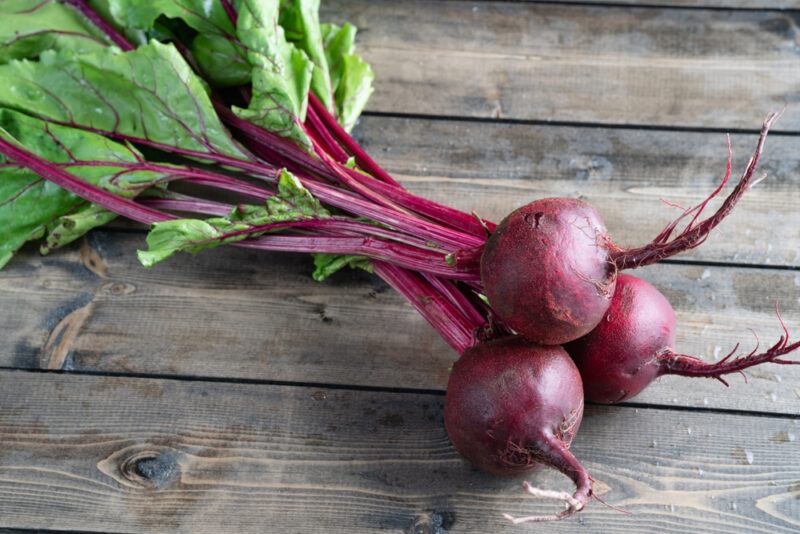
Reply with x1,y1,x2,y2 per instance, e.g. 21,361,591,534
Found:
0,0,797,524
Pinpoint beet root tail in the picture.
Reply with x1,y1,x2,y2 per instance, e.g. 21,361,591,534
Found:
659,307,800,384
610,111,781,271
502,434,594,523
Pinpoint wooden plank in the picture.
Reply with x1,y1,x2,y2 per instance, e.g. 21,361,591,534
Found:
530,1,800,8
2,229,799,415
0,530,114,534
1,371,798,533
323,0,800,130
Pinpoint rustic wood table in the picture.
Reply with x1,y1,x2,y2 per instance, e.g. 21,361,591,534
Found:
2,1,800,532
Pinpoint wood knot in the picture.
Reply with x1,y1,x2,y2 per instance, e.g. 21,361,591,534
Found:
101,281,136,296
408,510,456,534
98,444,182,489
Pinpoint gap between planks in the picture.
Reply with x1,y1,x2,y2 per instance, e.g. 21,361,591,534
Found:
1,367,798,422
0,370,798,533
360,110,800,137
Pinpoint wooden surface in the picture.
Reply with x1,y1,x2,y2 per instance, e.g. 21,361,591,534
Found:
1,1,800,533
324,0,800,129
541,1,800,8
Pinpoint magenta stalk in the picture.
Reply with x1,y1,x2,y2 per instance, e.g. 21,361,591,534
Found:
610,112,779,270
373,262,478,353
0,136,171,225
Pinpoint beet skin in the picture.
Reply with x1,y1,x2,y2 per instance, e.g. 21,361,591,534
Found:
566,274,676,403
444,336,592,520
567,273,800,404
480,198,614,345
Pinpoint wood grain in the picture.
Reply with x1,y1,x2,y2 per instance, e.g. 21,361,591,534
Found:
0,371,798,534
531,1,800,8
2,230,799,415
0,530,112,534
323,0,800,129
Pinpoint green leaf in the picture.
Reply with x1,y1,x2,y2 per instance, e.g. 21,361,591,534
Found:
0,108,171,268
138,168,328,267
273,167,329,216
0,41,248,161
312,253,372,282
336,53,373,132
280,0,334,113
137,217,249,267
0,0,46,10
229,169,330,225
319,22,373,132
190,33,251,87
40,203,118,254
233,0,313,151
92,0,246,90
0,1,110,64
320,23,355,95
101,0,235,36
86,0,150,46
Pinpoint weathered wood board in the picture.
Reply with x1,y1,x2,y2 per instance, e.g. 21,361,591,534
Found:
323,0,800,130
535,1,800,8
1,372,798,533
2,230,799,415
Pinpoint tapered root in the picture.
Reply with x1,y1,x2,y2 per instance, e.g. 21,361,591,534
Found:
660,305,800,380
503,482,589,524
502,435,594,524
610,111,781,270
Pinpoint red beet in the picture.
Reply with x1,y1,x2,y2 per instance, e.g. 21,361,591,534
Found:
481,198,613,345
444,336,593,522
480,113,778,346
567,274,800,404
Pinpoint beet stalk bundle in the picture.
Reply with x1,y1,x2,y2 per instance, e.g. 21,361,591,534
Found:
0,0,797,524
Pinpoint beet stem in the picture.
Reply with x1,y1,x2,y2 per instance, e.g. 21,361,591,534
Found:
308,92,401,188
220,0,238,26
33,0,492,344
0,136,171,225
305,104,350,164
307,92,494,238
610,111,780,270
373,262,477,354
64,0,134,51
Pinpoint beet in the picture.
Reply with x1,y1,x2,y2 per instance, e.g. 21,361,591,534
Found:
481,198,613,345
565,274,674,403
567,274,800,404
444,336,593,522
480,113,778,346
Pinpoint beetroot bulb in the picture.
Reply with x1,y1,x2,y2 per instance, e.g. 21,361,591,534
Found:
479,112,780,345
444,336,593,523
566,274,800,404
